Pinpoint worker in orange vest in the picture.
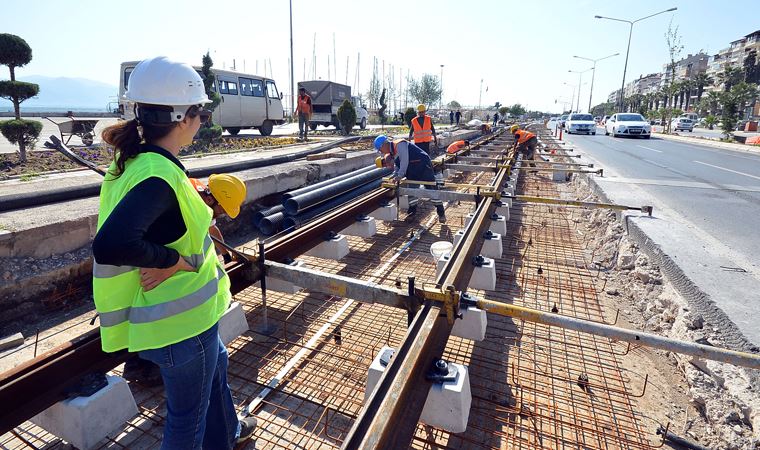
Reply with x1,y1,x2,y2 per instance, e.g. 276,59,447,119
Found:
295,86,313,141
408,104,438,156
510,124,538,168
446,139,470,154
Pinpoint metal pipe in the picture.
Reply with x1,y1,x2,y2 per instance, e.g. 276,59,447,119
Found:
283,167,391,215
282,165,376,199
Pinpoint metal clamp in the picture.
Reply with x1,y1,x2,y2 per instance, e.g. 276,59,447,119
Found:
415,284,461,325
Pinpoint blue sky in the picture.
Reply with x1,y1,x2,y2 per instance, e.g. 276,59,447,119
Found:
1,0,757,112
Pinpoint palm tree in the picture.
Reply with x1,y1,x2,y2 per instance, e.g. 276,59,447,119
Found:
718,66,744,92
693,72,713,103
682,79,695,111
705,90,721,115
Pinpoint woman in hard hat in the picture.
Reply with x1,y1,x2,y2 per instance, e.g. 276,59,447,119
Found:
407,104,438,156
92,56,256,449
189,174,247,263
374,135,446,223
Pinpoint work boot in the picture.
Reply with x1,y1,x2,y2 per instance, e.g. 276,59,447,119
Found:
436,205,446,223
407,205,417,216
236,417,258,444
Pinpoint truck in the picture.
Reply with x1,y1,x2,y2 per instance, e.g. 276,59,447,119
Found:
119,61,286,136
297,80,368,131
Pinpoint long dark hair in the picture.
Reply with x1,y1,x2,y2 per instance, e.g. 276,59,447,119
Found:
101,104,180,178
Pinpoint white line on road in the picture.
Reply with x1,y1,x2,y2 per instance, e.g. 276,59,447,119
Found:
693,161,760,181
637,145,663,153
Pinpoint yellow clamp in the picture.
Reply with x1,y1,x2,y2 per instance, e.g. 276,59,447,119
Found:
415,285,461,325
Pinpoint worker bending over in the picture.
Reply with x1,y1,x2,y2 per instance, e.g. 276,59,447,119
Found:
188,174,246,263
408,104,438,156
374,135,446,223
511,124,538,168
446,139,470,154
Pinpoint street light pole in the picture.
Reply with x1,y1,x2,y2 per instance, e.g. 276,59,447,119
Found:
574,53,619,112
563,82,576,114
289,0,295,116
440,64,444,111
568,68,593,112
595,7,677,112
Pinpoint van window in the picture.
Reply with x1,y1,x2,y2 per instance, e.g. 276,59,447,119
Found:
239,78,264,97
266,81,279,99
219,80,238,95
251,79,264,97
124,67,134,90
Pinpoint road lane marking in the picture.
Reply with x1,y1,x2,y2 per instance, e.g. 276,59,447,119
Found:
596,177,760,192
693,161,760,181
637,145,662,153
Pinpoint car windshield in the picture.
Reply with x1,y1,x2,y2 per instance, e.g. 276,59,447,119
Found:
560,115,567,119
618,114,644,122
571,114,593,121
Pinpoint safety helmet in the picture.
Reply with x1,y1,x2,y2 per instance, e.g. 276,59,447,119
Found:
375,156,384,168
374,135,389,151
208,174,247,219
417,104,426,112
125,56,211,123
510,124,520,134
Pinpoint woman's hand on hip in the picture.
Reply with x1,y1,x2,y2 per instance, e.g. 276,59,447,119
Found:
140,256,195,291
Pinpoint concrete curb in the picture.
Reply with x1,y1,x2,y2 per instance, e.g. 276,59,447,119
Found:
577,163,756,353
654,132,760,155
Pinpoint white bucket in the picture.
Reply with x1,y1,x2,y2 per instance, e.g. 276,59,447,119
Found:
430,241,454,259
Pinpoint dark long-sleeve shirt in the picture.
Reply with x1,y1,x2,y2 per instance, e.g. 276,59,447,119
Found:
92,145,188,269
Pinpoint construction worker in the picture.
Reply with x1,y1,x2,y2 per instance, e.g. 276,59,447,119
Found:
92,56,256,449
408,104,438,156
189,174,247,263
511,124,538,168
449,110,454,125
296,86,312,140
374,135,446,223
455,110,462,126
446,139,470,154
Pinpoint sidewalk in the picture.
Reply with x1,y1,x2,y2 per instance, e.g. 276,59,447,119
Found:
653,129,760,155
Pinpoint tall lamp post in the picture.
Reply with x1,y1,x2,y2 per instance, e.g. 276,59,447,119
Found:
440,64,444,111
595,7,677,112
573,53,619,113
289,0,295,116
568,68,593,112
563,82,576,114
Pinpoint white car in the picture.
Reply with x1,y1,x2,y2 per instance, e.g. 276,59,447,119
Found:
604,113,652,139
565,113,597,135
672,117,694,132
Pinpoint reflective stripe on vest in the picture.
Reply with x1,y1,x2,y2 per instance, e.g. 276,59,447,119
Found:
515,130,536,144
411,116,433,143
94,153,230,353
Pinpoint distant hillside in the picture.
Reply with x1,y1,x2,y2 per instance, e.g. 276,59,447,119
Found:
0,76,118,111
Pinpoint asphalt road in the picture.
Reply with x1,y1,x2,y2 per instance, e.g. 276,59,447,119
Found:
554,123,760,347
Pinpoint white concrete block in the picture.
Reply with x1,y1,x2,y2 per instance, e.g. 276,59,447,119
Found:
399,195,411,211
255,259,305,294
552,164,568,182
373,204,398,221
344,217,377,238
489,214,507,236
469,256,496,291
495,201,510,219
219,301,249,345
306,234,349,260
451,306,487,341
364,346,395,403
453,229,465,246
442,169,451,179
436,253,452,277
502,186,515,196
481,232,503,259
420,362,472,433
465,213,475,227
31,376,138,450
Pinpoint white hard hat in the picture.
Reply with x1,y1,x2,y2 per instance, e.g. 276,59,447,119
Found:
125,56,210,122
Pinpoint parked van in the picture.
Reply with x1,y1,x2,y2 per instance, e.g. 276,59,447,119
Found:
118,61,286,136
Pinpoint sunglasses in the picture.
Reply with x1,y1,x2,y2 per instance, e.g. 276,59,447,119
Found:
187,106,212,123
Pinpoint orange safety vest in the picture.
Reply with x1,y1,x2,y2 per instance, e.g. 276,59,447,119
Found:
447,140,467,154
410,115,433,143
297,94,312,115
189,178,208,194
515,129,536,144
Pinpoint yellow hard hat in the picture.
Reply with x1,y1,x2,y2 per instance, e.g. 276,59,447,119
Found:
510,124,520,133
375,156,383,168
417,104,426,112
208,174,247,219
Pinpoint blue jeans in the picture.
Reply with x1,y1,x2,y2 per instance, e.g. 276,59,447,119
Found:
139,323,240,450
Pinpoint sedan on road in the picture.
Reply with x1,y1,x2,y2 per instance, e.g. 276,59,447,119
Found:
605,113,651,139
565,113,597,135
672,117,695,132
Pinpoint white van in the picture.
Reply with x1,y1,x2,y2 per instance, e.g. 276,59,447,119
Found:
119,61,286,136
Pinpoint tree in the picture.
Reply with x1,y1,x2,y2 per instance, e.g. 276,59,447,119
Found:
663,19,683,133
197,52,222,142
590,102,616,117
408,74,442,107
718,66,743,92
693,72,713,104
403,107,416,127
447,100,461,109
337,99,356,136
0,34,41,163
378,88,387,125
498,106,509,117
367,72,381,109
704,114,718,130
744,50,760,85
508,103,526,117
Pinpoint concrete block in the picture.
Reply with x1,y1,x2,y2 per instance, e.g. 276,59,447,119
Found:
481,232,503,259
502,186,515,196
489,214,507,236
399,195,411,211
344,217,377,238
219,302,249,346
364,346,395,403
465,213,475,227
420,362,472,433
552,164,568,182
373,204,398,221
451,306,487,341
495,201,510,219
453,229,465,246
306,234,349,260
0,332,24,351
31,375,138,450
469,256,496,291
436,253,452,277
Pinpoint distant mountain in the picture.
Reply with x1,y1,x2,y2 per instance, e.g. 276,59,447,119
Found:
0,76,118,111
